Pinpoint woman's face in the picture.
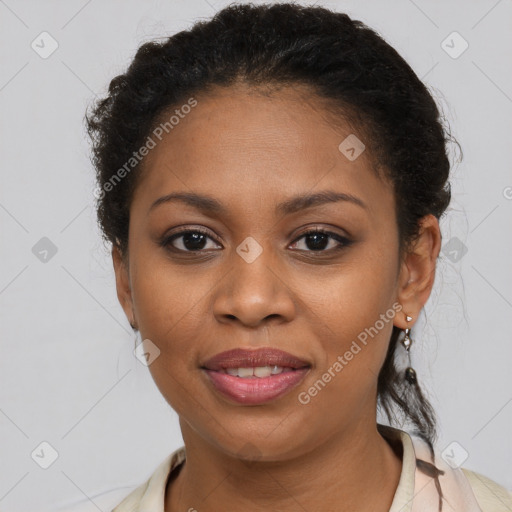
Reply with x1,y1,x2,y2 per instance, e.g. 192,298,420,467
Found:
114,84,418,460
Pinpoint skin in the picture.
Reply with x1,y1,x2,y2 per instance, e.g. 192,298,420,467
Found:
112,83,441,511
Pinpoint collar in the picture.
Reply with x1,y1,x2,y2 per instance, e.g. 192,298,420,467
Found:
114,424,483,512
381,424,482,512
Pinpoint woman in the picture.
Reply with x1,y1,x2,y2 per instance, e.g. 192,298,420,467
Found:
85,3,511,511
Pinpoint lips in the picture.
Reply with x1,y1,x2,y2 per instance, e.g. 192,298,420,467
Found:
201,347,311,405
201,347,311,371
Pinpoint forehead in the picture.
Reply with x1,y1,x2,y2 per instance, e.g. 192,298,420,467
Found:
131,84,393,220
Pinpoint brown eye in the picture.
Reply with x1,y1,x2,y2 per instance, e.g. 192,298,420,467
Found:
162,229,222,252
290,229,352,252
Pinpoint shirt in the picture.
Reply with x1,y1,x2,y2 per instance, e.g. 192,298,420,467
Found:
62,425,512,511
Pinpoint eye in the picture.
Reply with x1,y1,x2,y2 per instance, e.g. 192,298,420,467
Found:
160,226,352,254
289,228,352,252
161,228,222,252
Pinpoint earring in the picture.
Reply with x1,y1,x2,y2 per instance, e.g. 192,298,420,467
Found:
400,314,417,384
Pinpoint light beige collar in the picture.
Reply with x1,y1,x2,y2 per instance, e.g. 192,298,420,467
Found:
380,424,483,512
115,425,483,512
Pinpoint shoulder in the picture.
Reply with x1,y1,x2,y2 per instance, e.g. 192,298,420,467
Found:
112,446,186,511
403,429,512,512
56,447,186,512
461,467,512,512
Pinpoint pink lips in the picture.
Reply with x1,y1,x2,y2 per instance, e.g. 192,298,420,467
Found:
201,348,311,405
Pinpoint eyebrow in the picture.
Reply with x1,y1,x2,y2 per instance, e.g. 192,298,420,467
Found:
148,190,367,216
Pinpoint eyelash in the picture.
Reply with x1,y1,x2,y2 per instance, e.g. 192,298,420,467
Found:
160,227,353,255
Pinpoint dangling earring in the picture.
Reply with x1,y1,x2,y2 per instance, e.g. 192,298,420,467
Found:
401,315,417,384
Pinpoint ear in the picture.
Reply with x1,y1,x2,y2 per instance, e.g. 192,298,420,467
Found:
112,245,136,329
395,214,441,329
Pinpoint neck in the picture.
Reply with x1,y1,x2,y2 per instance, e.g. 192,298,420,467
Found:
165,418,403,512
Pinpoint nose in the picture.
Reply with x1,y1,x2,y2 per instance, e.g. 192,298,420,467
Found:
212,244,296,328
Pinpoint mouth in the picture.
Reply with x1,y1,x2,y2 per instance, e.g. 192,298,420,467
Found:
208,365,307,377
200,347,311,405
201,347,311,371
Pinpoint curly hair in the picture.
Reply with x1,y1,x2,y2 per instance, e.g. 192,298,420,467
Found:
86,4,462,509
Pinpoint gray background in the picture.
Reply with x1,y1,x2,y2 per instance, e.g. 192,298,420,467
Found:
0,0,511,510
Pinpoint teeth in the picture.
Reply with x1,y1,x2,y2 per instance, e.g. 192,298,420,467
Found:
271,365,283,375
223,365,291,378
254,366,272,377
238,367,254,378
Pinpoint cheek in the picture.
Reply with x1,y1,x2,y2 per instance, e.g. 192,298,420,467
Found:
129,257,207,384
308,247,398,334
131,246,209,332
131,260,210,414
301,247,399,388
